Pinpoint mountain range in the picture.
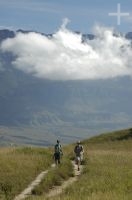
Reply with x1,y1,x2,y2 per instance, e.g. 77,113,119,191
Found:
0,29,132,146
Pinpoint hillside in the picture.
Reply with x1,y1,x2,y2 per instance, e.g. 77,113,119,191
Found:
0,128,131,200
30,128,132,200
85,127,132,143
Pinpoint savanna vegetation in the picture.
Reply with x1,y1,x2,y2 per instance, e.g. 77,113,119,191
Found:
0,147,52,200
29,128,132,200
0,128,132,200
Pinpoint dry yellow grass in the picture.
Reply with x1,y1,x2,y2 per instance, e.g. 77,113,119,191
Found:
30,129,132,200
0,147,52,200
1,128,132,200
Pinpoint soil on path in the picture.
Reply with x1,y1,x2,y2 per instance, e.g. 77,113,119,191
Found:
14,161,83,200
46,161,83,198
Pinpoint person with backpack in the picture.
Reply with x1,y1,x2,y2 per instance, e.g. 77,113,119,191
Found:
74,141,84,171
54,140,63,165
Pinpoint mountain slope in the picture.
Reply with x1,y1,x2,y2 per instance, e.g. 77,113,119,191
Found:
0,29,132,146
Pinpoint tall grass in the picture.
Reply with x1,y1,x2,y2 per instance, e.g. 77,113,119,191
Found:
31,129,132,200
0,147,52,200
0,129,132,200
51,140,132,200
28,157,74,199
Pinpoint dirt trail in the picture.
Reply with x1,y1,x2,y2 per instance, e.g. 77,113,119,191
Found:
14,161,83,200
14,164,55,200
46,161,83,198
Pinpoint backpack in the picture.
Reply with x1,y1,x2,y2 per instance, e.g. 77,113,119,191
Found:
74,145,83,155
54,143,61,153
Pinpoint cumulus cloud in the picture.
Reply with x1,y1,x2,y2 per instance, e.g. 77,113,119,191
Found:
1,21,132,80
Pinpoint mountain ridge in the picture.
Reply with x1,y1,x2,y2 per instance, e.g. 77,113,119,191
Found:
0,29,132,42
0,29,132,146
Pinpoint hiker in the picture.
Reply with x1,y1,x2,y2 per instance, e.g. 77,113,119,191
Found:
53,140,63,165
74,141,84,171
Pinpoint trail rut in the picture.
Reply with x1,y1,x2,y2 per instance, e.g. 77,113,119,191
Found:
46,161,83,198
14,161,83,200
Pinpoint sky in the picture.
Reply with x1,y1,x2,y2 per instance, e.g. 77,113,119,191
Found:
0,0,132,34
0,0,132,81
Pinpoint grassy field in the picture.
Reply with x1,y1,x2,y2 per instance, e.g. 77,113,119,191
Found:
0,128,132,200
0,147,53,200
30,128,132,200
31,158,74,196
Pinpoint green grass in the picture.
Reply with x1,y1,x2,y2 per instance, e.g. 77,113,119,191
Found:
30,158,74,197
0,128,132,200
0,147,52,200
85,128,132,143
30,128,132,200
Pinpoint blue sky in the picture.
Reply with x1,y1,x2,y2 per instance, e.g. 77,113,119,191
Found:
0,0,132,33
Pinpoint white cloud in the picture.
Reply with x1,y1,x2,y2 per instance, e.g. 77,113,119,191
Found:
1,21,132,80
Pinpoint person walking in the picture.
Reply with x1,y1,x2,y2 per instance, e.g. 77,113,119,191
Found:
54,140,63,165
74,141,84,171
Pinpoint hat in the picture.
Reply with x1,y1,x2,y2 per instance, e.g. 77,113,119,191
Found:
77,140,80,144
